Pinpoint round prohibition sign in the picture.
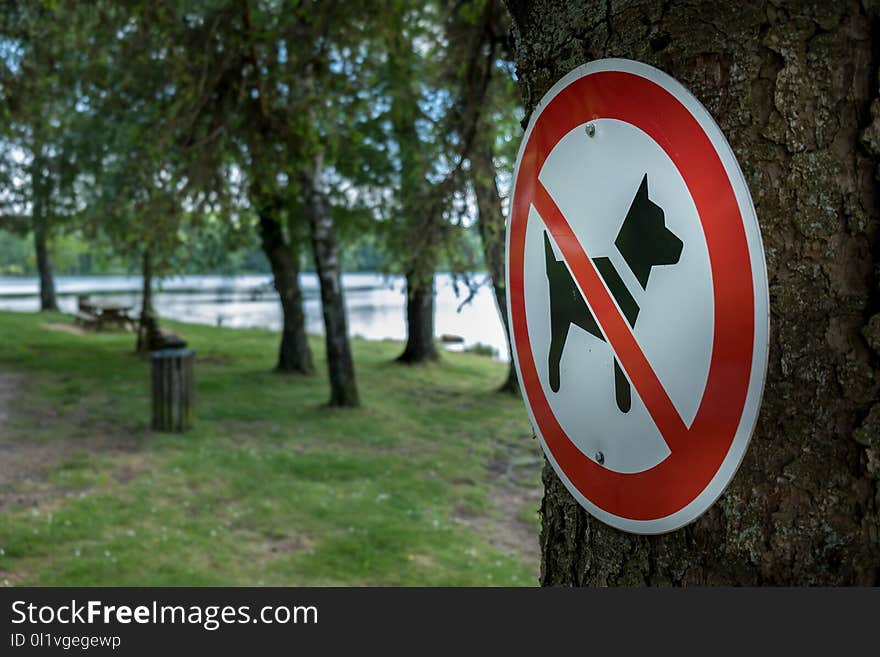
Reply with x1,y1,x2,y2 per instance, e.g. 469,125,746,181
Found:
506,59,769,534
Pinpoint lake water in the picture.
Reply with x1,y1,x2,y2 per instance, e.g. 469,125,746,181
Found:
0,273,511,360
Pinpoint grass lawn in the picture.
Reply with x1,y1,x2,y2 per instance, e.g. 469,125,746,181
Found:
0,311,542,586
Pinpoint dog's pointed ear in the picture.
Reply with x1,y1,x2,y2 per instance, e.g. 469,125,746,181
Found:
544,231,555,270
615,173,683,289
637,173,649,200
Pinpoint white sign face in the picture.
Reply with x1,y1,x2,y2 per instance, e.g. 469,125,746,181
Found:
506,59,769,534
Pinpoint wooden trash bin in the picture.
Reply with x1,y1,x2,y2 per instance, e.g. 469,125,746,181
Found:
150,348,195,432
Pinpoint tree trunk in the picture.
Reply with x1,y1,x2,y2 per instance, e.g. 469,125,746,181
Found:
30,151,57,312
389,72,441,366
472,145,518,393
397,272,439,363
505,0,880,585
136,248,156,353
32,213,58,312
255,193,314,375
302,154,359,407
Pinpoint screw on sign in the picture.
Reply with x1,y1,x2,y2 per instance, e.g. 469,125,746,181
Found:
505,59,770,534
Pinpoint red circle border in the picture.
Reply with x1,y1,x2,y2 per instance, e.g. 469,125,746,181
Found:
508,70,755,521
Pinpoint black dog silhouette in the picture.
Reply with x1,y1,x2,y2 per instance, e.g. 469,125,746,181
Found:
544,174,682,412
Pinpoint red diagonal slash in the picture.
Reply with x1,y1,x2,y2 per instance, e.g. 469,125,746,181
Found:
532,178,690,453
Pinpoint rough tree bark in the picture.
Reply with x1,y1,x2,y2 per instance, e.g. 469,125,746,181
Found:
255,193,314,374
302,154,359,407
30,150,58,312
505,0,880,585
472,145,519,393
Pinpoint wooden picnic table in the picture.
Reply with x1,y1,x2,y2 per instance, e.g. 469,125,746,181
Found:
76,297,136,332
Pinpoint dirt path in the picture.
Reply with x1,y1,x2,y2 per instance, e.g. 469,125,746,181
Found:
0,372,65,509
451,436,544,581
487,453,544,562
0,372,20,429
0,372,138,511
